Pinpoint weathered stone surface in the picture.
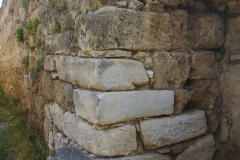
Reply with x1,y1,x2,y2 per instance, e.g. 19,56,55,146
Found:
140,110,207,149
62,112,137,156
53,80,74,111
75,6,172,52
44,55,56,71
188,13,224,50
225,16,240,54
169,9,189,51
174,89,191,114
74,89,174,125
226,0,240,13
49,131,69,151
56,56,149,91
222,64,240,146
89,50,132,58
190,51,219,80
153,52,190,89
45,102,66,131
143,0,181,8
40,71,54,100
0,123,8,131
51,146,172,160
176,134,215,160
45,30,73,55
145,2,164,13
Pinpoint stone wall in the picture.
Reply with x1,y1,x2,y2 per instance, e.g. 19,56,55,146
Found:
0,0,240,159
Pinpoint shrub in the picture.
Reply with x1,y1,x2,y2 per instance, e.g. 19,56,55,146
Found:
15,27,24,44
21,0,30,9
26,18,40,35
22,55,29,67
35,38,42,49
53,24,61,34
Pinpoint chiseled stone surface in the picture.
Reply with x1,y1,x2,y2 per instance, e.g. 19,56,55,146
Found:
56,56,149,91
75,6,172,52
153,52,190,90
139,110,207,149
225,16,240,54
73,89,174,125
45,30,73,55
62,112,137,156
45,102,66,131
188,13,224,50
176,134,215,160
189,51,219,80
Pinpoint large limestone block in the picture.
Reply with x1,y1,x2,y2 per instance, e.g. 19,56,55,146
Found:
45,30,73,55
140,110,207,149
75,6,172,52
45,102,66,131
56,56,149,91
222,64,240,146
153,52,190,90
225,16,240,54
176,134,215,160
62,112,137,156
189,13,224,50
189,51,219,80
169,9,189,51
73,89,174,125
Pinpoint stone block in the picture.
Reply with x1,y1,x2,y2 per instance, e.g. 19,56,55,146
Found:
169,9,189,51
176,134,215,160
62,112,137,156
56,56,148,91
53,80,74,111
45,30,73,55
45,102,66,131
189,13,224,50
230,55,240,62
44,55,56,71
75,6,172,52
226,1,240,13
140,110,207,149
189,51,219,80
73,89,174,125
152,52,190,90
174,89,191,115
225,16,240,54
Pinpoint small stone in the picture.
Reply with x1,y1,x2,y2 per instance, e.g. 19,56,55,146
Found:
170,143,185,154
51,72,58,79
115,1,128,8
144,57,153,68
135,123,140,132
230,55,240,62
158,148,171,154
0,123,8,131
147,70,154,78
105,50,132,58
132,52,149,61
44,55,56,71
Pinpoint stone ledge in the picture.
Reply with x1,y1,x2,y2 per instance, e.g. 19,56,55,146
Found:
139,110,207,149
56,56,149,91
74,89,174,125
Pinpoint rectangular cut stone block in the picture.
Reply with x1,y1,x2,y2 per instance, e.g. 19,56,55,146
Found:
73,90,174,125
75,6,172,52
62,112,137,156
176,134,215,160
56,56,149,91
140,110,207,149
188,13,224,50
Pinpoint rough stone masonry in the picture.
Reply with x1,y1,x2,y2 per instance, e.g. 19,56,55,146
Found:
1,0,240,159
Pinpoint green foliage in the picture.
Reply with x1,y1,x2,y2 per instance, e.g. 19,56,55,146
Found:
49,0,57,6
36,57,44,71
15,27,24,44
22,55,29,67
225,11,237,19
26,18,40,35
21,0,31,9
53,24,61,34
0,84,47,160
219,46,226,54
35,38,42,49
